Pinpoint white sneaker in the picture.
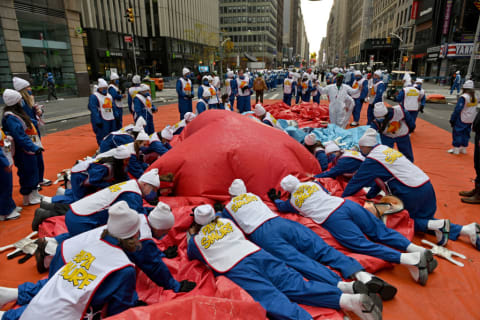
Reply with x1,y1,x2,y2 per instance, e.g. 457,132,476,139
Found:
58,98,64,101
447,148,460,154
23,192,41,206
460,147,467,154
350,121,359,127
0,208,20,221
55,187,65,196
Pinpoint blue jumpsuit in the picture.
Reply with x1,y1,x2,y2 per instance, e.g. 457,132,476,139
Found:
221,210,363,285
227,78,237,109
133,94,157,135
300,80,312,102
127,84,141,115
312,86,320,104
196,99,208,114
396,88,420,125
236,77,252,113
64,190,144,237
275,198,411,264
342,155,463,239
21,100,45,184
450,96,474,148
450,74,461,95
108,85,123,130
51,171,88,204
187,231,343,320
315,156,363,179
313,149,329,172
367,82,385,125
128,153,148,179
371,107,415,162
0,149,16,216
176,78,194,120
2,115,41,195
2,234,137,320
99,133,134,153
283,79,297,106
295,82,302,104
88,93,115,145
352,79,369,123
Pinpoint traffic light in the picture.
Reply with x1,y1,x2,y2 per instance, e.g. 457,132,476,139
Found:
403,56,409,63
126,8,134,23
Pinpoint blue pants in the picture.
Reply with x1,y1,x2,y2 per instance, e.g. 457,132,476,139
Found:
475,134,480,185
394,182,462,240
450,82,460,94
322,200,411,263
94,120,115,145
352,98,363,122
2,279,48,320
312,94,320,104
178,97,193,120
367,104,374,125
65,209,108,237
380,134,414,162
452,121,472,147
208,103,218,110
36,152,45,183
283,94,292,106
249,218,363,284
229,95,235,111
408,110,419,125
0,168,16,216
295,95,301,105
13,151,39,195
224,250,342,320
237,96,251,113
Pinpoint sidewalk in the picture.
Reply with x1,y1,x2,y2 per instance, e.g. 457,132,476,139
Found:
421,82,459,103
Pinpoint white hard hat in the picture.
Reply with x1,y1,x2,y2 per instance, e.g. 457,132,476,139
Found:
161,127,173,141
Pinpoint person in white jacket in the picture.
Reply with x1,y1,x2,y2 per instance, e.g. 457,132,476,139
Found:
320,74,357,128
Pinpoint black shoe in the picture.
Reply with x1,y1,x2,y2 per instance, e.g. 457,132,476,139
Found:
366,276,398,301
352,281,369,295
40,200,56,211
32,208,57,231
425,250,438,274
34,238,48,274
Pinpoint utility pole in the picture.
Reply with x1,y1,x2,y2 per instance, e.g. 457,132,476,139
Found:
466,14,480,80
126,5,137,74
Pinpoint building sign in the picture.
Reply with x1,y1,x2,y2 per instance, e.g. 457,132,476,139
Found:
124,36,132,43
446,43,480,58
443,0,453,35
363,38,399,50
411,1,419,19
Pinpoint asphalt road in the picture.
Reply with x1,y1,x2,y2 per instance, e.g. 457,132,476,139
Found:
40,87,458,138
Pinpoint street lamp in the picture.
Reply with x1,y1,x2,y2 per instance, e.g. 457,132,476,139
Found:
390,32,404,71
220,37,231,76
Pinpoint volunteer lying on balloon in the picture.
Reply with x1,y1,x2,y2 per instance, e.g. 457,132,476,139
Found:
219,178,396,301
187,204,382,320
99,117,146,153
314,141,365,180
341,128,480,250
270,174,438,286
303,133,329,171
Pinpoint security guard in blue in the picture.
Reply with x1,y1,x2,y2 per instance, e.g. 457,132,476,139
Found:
176,68,194,120
236,70,252,113
303,133,329,171
370,102,415,162
448,80,478,155
343,128,480,251
282,72,296,106
133,84,157,135
1,89,44,206
187,204,383,320
108,72,124,130
273,174,438,286
315,143,365,179
64,169,161,237
350,71,368,127
88,78,116,145
222,179,392,300
367,71,385,125
450,70,461,95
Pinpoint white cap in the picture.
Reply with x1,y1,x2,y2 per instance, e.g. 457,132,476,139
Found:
354,70,362,76
415,78,423,84
149,132,160,143
202,88,211,99
110,72,119,81
463,80,474,89
136,130,149,141
184,112,196,122
12,77,30,91
324,142,340,154
97,78,108,88
161,127,173,141
140,84,150,92
374,70,382,77
229,179,247,197
207,76,213,82
132,75,141,84
113,145,131,160
373,102,388,118
139,168,160,188
194,204,215,225
133,117,147,132
358,128,378,147
456,71,460,74
107,201,140,239
202,75,209,81
332,67,339,74
304,133,317,146
280,175,300,193
227,71,234,78
302,74,309,79
254,104,266,116
148,202,175,230
182,68,190,76
2,89,22,106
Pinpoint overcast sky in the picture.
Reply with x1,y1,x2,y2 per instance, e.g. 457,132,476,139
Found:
301,0,334,54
